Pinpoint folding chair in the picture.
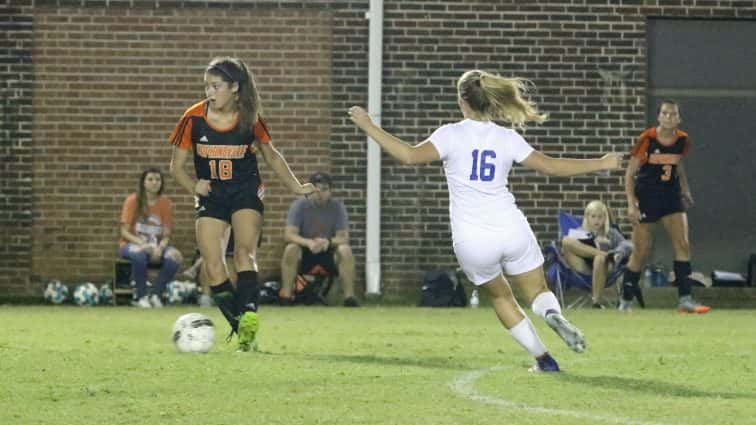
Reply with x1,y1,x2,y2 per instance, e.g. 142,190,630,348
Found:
112,257,164,306
543,210,626,308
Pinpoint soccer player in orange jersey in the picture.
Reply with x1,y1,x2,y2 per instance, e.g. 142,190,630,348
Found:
169,57,317,351
619,100,710,314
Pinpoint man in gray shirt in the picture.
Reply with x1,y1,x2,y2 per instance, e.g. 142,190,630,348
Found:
280,172,359,306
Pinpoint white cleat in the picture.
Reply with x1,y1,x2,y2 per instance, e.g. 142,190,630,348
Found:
545,312,586,353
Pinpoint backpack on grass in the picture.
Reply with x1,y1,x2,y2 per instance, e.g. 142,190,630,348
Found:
418,270,467,307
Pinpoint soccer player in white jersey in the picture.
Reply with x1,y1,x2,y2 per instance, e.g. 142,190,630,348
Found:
348,70,622,372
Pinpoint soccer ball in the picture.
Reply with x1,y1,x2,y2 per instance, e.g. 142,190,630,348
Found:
98,284,113,305
172,313,215,353
43,280,69,304
73,282,100,306
181,281,199,301
165,281,187,304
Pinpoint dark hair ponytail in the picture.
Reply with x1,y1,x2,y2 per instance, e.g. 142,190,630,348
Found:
206,57,262,134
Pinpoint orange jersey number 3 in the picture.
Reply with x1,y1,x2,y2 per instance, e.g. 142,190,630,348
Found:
661,164,672,181
209,159,233,180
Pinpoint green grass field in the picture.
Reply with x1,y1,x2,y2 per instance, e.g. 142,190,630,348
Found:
1,305,754,425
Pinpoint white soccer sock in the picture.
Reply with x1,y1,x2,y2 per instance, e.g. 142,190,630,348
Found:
531,291,561,319
508,317,547,358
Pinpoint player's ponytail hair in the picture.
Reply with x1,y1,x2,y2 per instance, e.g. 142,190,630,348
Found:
137,168,164,218
583,200,611,236
457,70,547,129
206,57,262,135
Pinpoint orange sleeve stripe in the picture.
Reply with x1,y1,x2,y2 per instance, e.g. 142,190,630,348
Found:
169,116,193,150
631,132,651,161
647,153,682,164
254,117,271,144
169,101,206,150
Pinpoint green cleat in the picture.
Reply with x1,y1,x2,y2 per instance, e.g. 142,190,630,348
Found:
236,311,259,352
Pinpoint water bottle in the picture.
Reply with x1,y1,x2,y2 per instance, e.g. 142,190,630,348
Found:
652,263,667,287
469,289,480,308
642,266,653,288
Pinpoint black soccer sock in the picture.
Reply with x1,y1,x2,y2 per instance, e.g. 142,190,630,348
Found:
236,270,259,314
621,269,641,301
211,280,239,332
674,260,692,297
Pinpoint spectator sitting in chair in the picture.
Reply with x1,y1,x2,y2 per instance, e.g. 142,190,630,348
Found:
280,172,359,307
119,168,183,308
561,200,633,308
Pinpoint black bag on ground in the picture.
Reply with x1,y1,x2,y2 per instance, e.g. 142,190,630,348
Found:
258,281,281,305
419,270,467,307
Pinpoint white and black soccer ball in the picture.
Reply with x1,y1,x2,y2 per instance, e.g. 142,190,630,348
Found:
73,282,100,306
165,281,186,304
98,284,113,305
172,313,215,353
181,280,199,301
43,280,69,304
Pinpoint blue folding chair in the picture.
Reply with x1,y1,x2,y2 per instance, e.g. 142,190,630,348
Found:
543,210,626,308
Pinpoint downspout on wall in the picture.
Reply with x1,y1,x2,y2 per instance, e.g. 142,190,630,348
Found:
365,0,383,296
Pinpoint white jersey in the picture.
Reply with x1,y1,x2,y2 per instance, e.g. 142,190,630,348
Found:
429,119,534,244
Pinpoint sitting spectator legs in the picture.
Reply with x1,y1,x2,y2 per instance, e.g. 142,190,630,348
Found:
335,244,357,302
590,253,608,305
119,244,150,300
280,243,302,302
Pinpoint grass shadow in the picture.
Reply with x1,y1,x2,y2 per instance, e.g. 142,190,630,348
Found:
273,352,474,371
560,372,755,400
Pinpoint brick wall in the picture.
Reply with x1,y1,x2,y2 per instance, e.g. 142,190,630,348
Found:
2,1,755,299
1,1,34,296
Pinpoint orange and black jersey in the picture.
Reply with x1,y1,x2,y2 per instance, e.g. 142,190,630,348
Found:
169,100,271,184
630,127,689,194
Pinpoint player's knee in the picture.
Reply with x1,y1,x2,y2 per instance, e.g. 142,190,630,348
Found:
204,259,225,279
487,283,514,301
674,238,690,254
634,239,652,259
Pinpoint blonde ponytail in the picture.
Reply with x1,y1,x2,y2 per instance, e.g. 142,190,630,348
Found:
458,70,547,129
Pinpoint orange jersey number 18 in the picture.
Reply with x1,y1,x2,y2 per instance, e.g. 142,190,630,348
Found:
209,159,233,180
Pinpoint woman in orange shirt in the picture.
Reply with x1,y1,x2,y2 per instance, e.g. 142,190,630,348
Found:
119,168,183,308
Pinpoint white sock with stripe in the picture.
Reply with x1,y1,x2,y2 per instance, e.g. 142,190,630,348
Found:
531,291,561,319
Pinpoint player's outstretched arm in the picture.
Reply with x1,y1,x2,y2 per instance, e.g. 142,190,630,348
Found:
258,142,317,195
348,106,439,165
521,150,623,177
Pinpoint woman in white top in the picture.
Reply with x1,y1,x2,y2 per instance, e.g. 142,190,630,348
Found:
349,70,622,372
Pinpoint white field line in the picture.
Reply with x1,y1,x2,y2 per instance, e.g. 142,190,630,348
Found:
449,366,674,425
